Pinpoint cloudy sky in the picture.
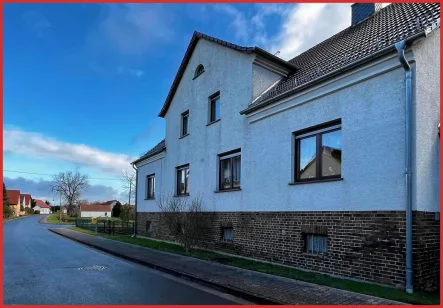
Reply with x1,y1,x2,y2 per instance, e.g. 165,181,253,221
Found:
4,3,372,202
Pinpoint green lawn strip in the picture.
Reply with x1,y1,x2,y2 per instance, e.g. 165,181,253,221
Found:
67,227,438,305
47,214,75,224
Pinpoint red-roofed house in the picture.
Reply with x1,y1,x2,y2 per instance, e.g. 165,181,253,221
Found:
7,190,21,216
34,199,51,214
80,204,112,218
20,194,32,208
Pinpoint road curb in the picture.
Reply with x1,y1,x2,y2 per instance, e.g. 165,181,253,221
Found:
48,229,281,305
3,215,33,224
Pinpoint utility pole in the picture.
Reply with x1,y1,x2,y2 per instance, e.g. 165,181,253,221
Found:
59,192,62,222
128,180,132,206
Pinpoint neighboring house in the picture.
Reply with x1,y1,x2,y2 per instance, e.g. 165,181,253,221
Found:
132,3,440,292
20,194,32,208
33,200,51,214
6,190,21,216
101,200,118,210
61,206,68,214
80,204,112,218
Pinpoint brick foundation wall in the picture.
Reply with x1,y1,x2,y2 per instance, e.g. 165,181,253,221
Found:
137,210,439,291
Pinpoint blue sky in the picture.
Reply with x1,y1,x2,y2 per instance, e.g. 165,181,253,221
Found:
3,3,356,202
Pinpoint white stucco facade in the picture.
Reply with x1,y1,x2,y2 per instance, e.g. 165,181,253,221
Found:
34,206,50,214
80,211,111,218
135,30,440,214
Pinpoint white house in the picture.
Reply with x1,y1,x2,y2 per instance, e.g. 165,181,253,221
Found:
34,200,51,214
80,204,112,218
132,3,440,292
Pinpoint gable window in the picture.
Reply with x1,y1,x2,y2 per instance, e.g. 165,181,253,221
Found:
219,150,241,191
194,64,205,79
295,120,342,182
146,174,155,199
181,110,189,137
176,164,190,196
209,92,220,123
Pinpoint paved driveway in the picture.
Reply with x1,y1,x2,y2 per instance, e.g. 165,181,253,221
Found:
3,216,243,304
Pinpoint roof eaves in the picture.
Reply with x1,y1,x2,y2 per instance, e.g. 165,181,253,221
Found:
240,29,430,116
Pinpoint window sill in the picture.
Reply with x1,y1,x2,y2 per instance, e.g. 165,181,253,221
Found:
206,119,220,126
179,134,189,139
173,194,190,198
192,71,205,80
289,178,343,185
215,189,241,193
144,198,155,201
303,253,329,258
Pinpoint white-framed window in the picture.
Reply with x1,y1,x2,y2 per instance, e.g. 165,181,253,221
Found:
306,234,328,254
146,174,155,199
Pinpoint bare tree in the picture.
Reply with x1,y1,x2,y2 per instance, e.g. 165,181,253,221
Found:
157,194,213,252
50,171,89,216
121,169,135,206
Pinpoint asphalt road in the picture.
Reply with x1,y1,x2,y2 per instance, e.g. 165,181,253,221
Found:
3,216,244,304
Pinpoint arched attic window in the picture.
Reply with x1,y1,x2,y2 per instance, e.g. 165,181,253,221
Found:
193,64,205,79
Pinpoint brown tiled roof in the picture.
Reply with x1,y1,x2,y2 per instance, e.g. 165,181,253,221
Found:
242,3,440,114
80,204,112,212
132,139,166,165
158,31,297,118
7,190,20,205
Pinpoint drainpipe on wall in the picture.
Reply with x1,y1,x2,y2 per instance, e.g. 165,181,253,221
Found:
131,163,138,238
395,40,414,294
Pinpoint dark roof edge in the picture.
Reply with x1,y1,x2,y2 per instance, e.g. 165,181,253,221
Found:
158,31,295,118
253,47,298,72
131,146,166,165
240,30,429,116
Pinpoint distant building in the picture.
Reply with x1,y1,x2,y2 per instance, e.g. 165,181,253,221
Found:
33,200,51,214
79,204,112,218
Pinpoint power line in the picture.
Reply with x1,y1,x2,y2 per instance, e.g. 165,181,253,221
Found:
3,169,122,181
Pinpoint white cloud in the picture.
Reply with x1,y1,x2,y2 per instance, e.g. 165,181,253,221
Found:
3,128,137,175
21,10,52,38
94,4,175,56
268,3,352,60
214,4,249,42
117,65,145,78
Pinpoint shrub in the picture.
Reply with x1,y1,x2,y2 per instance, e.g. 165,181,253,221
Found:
157,194,213,252
25,208,34,215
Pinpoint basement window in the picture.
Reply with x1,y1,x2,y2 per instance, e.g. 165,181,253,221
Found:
222,227,233,242
305,234,328,254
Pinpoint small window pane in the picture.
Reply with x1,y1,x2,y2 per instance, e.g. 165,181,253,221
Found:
223,228,233,242
185,168,190,194
322,130,341,176
306,234,327,254
182,114,188,136
210,96,220,122
177,169,185,195
220,159,232,189
299,136,317,179
232,156,241,188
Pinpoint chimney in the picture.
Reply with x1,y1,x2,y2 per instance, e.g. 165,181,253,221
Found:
351,3,382,25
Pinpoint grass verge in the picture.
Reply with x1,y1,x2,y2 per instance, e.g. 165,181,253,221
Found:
68,226,439,305
47,214,75,224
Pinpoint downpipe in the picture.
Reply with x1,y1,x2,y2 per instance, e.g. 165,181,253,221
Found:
395,40,413,294
131,163,138,238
